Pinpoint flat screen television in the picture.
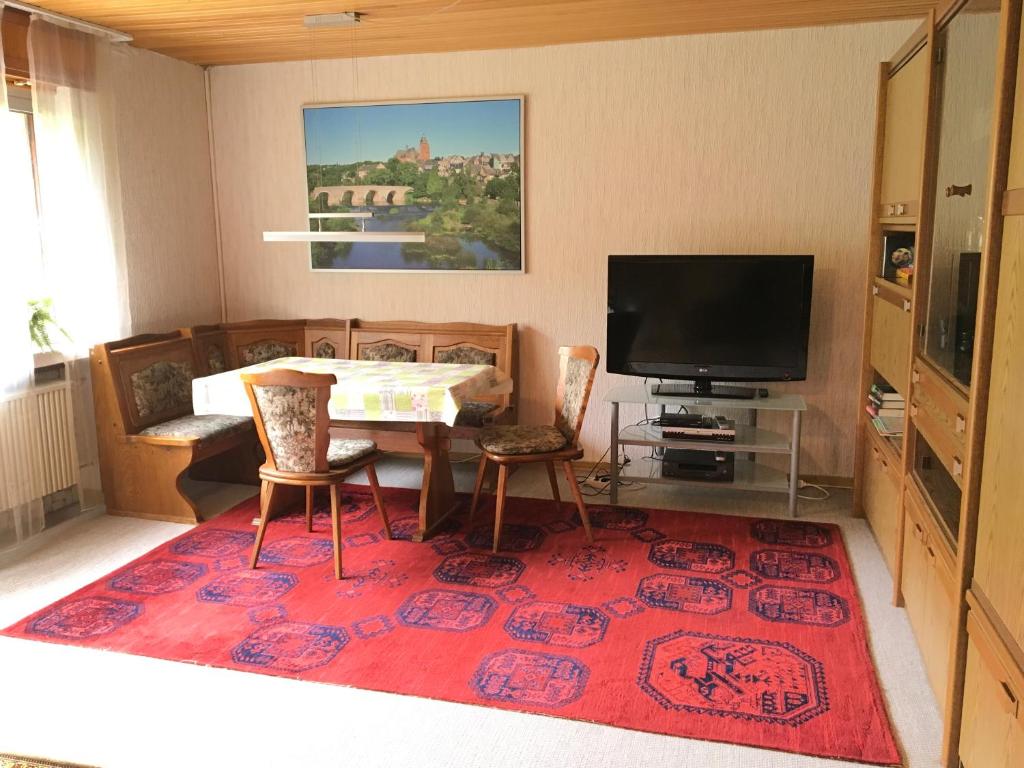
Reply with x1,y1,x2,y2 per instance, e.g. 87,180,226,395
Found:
607,255,814,397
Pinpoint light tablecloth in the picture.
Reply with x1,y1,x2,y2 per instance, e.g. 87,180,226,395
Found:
191,357,513,427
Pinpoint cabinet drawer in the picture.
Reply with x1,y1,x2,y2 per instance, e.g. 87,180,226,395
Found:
871,290,912,396
960,595,1024,768
910,359,969,485
901,482,955,704
862,427,900,574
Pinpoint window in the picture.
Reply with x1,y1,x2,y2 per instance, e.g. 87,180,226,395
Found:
2,84,46,350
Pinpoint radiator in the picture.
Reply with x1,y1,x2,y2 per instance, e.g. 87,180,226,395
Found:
0,381,78,510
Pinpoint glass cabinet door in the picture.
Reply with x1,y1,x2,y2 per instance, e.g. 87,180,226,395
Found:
924,2,1000,388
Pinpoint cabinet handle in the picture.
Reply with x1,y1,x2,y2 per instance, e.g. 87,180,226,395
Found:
902,299,911,312
1000,680,1020,716
913,522,925,540
953,458,964,478
910,402,919,417
872,285,880,296
896,203,906,216
945,184,973,198
955,414,966,434
926,544,936,559
886,204,896,216
912,369,921,383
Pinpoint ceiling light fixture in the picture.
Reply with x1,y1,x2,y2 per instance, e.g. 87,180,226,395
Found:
303,12,361,29
264,231,424,243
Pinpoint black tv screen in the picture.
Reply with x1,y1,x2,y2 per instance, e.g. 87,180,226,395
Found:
607,255,814,382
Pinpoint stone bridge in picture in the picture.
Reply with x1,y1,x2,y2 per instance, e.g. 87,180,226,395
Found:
310,185,414,206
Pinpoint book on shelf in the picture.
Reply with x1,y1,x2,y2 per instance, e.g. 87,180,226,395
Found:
872,415,903,437
868,392,905,408
869,384,905,402
866,404,905,418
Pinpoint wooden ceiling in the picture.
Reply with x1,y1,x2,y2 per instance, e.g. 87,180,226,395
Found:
24,0,939,67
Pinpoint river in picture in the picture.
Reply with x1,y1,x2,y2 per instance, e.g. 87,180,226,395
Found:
311,205,521,271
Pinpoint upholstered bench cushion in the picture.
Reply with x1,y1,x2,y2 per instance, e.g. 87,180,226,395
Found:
138,414,253,443
328,438,377,467
454,400,499,428
478,424,567,455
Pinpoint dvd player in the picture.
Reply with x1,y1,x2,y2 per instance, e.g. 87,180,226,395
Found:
653,414,736,442
661,448,735,482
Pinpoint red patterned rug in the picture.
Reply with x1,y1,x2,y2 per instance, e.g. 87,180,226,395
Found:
3,486,900,765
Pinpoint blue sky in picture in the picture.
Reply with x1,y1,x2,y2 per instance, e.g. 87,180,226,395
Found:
303,98,521,165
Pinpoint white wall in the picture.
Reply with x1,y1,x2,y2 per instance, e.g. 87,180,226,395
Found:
107,46,222,333
207,21,916,478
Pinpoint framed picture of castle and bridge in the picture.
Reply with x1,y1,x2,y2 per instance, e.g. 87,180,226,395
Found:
303,96,524,272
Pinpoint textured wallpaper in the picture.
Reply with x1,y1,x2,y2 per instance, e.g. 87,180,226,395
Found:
207,20,917,478
106,46,222,333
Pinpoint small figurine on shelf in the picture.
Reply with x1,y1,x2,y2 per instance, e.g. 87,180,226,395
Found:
891,246,914,284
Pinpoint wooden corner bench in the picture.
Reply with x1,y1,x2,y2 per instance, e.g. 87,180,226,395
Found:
90,331,262,524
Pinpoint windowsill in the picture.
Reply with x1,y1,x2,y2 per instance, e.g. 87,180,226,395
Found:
33,350,66,369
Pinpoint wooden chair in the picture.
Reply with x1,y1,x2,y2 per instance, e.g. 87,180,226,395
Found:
241,369,393,579
468,346,599,552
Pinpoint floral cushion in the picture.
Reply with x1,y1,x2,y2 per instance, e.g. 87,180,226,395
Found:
435,346,497,366
313,340,337,359
454,400,498,428
478,425,567,456
555,356,591,441
327,438,377,467
252,384,317,472
130,360,193,419
240,340,298,366
207,345,227,374
359,343,417,363
138,414,253,443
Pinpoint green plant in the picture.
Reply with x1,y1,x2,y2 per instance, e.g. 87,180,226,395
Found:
27,298,71,352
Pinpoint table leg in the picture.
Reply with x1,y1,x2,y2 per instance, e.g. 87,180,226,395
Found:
788,410,802,517
610,401,619,505
413,422,457,541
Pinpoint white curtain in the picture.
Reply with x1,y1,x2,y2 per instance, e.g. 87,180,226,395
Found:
0,3,46,550
29,15,130,353
28,16,131,517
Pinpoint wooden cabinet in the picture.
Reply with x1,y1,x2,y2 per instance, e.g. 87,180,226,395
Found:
959,594,1024,768
879,47,929,220
901,480,956,705
870,281,913,396
862,426,900,574
974,214,1024,655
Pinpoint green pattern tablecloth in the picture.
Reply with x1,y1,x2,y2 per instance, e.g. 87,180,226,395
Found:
191,357,512,427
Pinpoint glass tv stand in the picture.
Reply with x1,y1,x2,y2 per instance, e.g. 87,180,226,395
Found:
604,384,807,516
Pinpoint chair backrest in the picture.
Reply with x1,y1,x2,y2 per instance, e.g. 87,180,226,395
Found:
241,369,336,474
553,346,600,446
103,335,199,433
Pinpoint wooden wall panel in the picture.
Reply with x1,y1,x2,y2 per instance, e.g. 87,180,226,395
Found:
27,1,934,66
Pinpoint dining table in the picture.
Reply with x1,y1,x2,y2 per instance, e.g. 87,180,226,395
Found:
192,356,514,540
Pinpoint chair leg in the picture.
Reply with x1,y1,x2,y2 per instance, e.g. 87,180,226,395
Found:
563,460,594,544
330,483,343,580
305,486,313,533
469,453,489,524
250,479,273,569
366,463,391,539
546,461,561,505
492,464,509,553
